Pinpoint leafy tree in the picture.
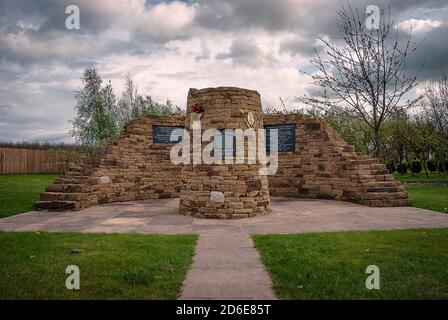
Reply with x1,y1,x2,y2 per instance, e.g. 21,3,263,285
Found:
427,159,437,173
71,66,119,145
138,96,183,118
410,159,422,174
403,114,436,177
424,71,448,176
397,161,408,174
385,160,396,173
313,108,375,155
117,75,184,125
117,74,138,126
439,160,448,174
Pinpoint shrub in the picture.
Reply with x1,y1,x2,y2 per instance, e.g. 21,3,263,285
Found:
426,159,437,173
410,159,422,174
438,160,448,173
385,160,396,173
397,161,408,174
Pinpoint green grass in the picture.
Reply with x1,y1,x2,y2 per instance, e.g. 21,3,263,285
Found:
405,186,448,213
0,232,197,299
0,174,59,218
391,172,448,213
394,172,448,183
253,229,448,300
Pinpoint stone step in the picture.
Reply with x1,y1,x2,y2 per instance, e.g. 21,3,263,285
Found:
362,159,381,165
344,158,380,166
67,166,88,173
366,186,399,193
370,163,387,170
54,176,93,185
64,170,92,177
356,155,372,160
373,174,395,181
361,191,408,200
69,164,96,173
35,200,77,211
45,183,84,193
40,192,83,201
364,181,401,188
360,198,411,207
370,169,390,175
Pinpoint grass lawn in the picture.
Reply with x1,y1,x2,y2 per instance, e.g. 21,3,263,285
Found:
394,172,448,183
0,232,197,299
253,228,448,299
0,174,59,218
405,186,448,213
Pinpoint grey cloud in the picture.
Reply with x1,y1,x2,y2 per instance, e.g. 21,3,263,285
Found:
0,66,75,142
405,23,448,80
0,104,13,117
195,42,211,61
195,0,301,32
216,39,275,67
279,36,317,57
0,0,123,35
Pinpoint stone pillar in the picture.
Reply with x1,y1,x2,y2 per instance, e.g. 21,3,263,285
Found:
179,87,271,219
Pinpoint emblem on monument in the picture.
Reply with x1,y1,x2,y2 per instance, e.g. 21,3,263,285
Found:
240,108,256,128
246,111,256,128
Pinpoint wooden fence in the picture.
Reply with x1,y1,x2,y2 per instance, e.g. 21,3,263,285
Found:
0,147,82,174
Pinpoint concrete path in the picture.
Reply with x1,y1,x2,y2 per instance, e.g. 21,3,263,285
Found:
1,198,448,234
179,234,277,300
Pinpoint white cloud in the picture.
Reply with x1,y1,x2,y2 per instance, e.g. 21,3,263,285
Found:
0,31,109,63
90,29,310,111
134,1,197,42
398,19,443,33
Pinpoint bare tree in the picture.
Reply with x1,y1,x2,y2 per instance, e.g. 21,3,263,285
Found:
300,6,421,159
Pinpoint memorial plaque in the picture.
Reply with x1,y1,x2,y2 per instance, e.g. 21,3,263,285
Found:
152,125,184,144
264,124,296,152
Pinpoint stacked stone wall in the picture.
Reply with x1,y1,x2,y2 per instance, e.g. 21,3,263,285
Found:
265,114,410,206
36,116,184,210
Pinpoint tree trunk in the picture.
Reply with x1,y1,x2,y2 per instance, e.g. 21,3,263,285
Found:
420,156,429,178
374,129,382,159
442,161,448,177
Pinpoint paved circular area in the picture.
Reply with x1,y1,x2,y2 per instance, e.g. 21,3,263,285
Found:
1,198,448,234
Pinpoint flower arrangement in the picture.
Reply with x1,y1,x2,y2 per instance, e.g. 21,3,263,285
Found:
193,104,204,120
193,104,204,113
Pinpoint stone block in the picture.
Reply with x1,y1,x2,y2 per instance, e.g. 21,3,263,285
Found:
210,191,225,203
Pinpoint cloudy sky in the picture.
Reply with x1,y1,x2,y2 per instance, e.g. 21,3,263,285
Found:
0,0,447,142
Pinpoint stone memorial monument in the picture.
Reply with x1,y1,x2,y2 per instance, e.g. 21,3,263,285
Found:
36,86,410,217
179,87,271,218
